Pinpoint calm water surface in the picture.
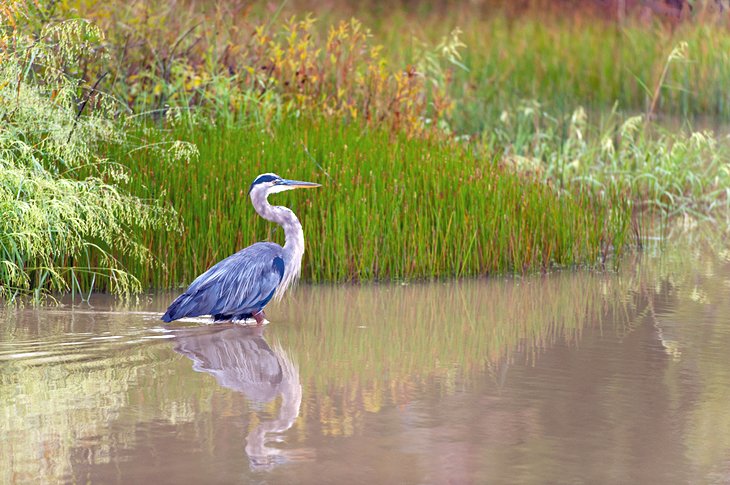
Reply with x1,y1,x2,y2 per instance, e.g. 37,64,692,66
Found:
2,250,730,484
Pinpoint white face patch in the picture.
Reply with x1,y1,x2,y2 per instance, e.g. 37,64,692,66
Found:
267,183,296,195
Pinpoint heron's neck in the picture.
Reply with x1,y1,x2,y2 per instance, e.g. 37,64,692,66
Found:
251,192,304,263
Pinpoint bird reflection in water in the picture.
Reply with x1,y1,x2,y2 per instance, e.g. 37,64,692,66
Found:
169,324,311,470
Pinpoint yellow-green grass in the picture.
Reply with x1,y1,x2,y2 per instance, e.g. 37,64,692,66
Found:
115,116,632,289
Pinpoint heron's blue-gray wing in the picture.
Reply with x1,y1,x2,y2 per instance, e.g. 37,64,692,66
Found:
161,242,285,322
210,244,286,317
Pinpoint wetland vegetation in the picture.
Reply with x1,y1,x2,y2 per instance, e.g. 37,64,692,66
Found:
1,0,729,295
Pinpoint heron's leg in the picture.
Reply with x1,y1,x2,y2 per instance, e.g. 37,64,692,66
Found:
252,310,266,325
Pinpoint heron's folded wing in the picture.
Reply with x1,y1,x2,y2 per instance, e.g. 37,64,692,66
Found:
211,243,285,316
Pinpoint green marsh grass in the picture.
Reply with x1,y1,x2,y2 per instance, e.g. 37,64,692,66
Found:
445,17,730,133
118,116,632,289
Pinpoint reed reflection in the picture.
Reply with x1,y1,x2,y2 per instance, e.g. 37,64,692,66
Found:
170,324,309,470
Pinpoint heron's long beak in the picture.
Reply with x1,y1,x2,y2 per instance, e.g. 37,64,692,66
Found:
282,179,321,189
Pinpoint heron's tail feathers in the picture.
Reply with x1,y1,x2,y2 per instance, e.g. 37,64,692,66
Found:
161,292,200,322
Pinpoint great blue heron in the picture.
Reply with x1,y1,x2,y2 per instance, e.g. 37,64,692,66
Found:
161,173,320,324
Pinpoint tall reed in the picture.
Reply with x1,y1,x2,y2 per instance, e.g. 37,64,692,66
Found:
117,116,632,289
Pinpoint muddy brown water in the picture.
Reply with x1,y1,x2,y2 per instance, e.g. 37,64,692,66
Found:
1,250,730,484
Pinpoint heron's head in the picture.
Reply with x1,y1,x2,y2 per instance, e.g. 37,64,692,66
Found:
248,173,321,199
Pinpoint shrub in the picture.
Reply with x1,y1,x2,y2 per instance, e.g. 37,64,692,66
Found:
0,18,179,299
